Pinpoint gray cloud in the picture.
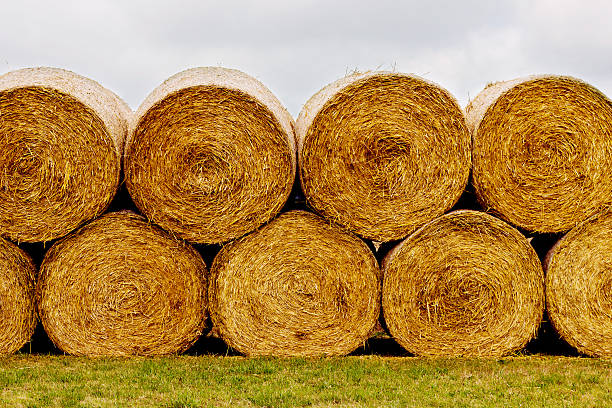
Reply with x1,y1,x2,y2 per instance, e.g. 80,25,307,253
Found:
1,0,611,116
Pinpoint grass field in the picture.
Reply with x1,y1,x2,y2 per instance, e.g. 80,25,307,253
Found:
0,355,610,407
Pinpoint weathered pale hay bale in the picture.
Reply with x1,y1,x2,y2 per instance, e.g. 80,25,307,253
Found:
125,67,296,244
0,237,36,355
545,211,612,357
296,71,470,242
467,75,612,233
37,211,208,357
0,67,129,243
383,210,544,357
208,210,380,356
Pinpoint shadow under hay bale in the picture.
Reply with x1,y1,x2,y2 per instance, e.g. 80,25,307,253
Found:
107,174,139,214
19,322,58,355
37,212,209,357
125,67,296,245
529,233,563,264
467,75,612,233
296,71,471,242
350,334,411,357
184,333,240,357
382,210,545,357
525,311,580,357
545,211,612,357
281,170,309,213
17,242,50,269
0,237,37,355
208,210,381,357
449,182,483,213
0,67,129,243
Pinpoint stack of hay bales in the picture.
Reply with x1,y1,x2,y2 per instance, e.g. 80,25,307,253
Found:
0,67,130,353
34,66,300,356
1,65,610,358
294,71,549,357
296,71,471,242
463,75,612,357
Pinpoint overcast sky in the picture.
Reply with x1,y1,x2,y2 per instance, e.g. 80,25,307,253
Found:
2,0,611,116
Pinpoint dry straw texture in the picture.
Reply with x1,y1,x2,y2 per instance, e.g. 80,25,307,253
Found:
0,237,36,354
209,210,380,356
125,67,296,244
0,67,129,243
545,211,612,357
382,210,544,357
467,75,612,233
37,211,208,357
296,71,470,242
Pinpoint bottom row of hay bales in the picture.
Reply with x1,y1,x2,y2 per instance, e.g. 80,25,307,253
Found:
1,210,610,357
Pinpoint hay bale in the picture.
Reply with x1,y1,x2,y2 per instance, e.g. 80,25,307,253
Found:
382,210,544,357
545,211,612,357
0,237,36,355
296,71,470,241
0,67,129,243
125,67,296,244
37,211,208,356
208,210,380,356
467,75,612,233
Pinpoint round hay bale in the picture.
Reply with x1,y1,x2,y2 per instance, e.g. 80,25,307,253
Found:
545,211,612,357
467,75,612,233
296,71,470,242
382,210,544,357
0,237,36,355
125,67,296,244
208,210,380,356
37,211,208,356
0,67,129,243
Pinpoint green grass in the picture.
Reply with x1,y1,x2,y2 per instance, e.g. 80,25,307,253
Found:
0,355,610,407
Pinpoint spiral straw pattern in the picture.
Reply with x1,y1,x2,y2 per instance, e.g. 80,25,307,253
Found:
296,71,470,242
383,210,544,357
125,67,296,244
0,67,128,242
546,211,612,357
467,75,612,233
37,212,208,356
0,237,36,354
209,211,380,356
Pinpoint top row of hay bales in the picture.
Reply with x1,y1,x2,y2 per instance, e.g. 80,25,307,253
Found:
0,67,611,244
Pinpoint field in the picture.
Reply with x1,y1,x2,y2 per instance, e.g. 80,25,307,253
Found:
1,354,610,408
